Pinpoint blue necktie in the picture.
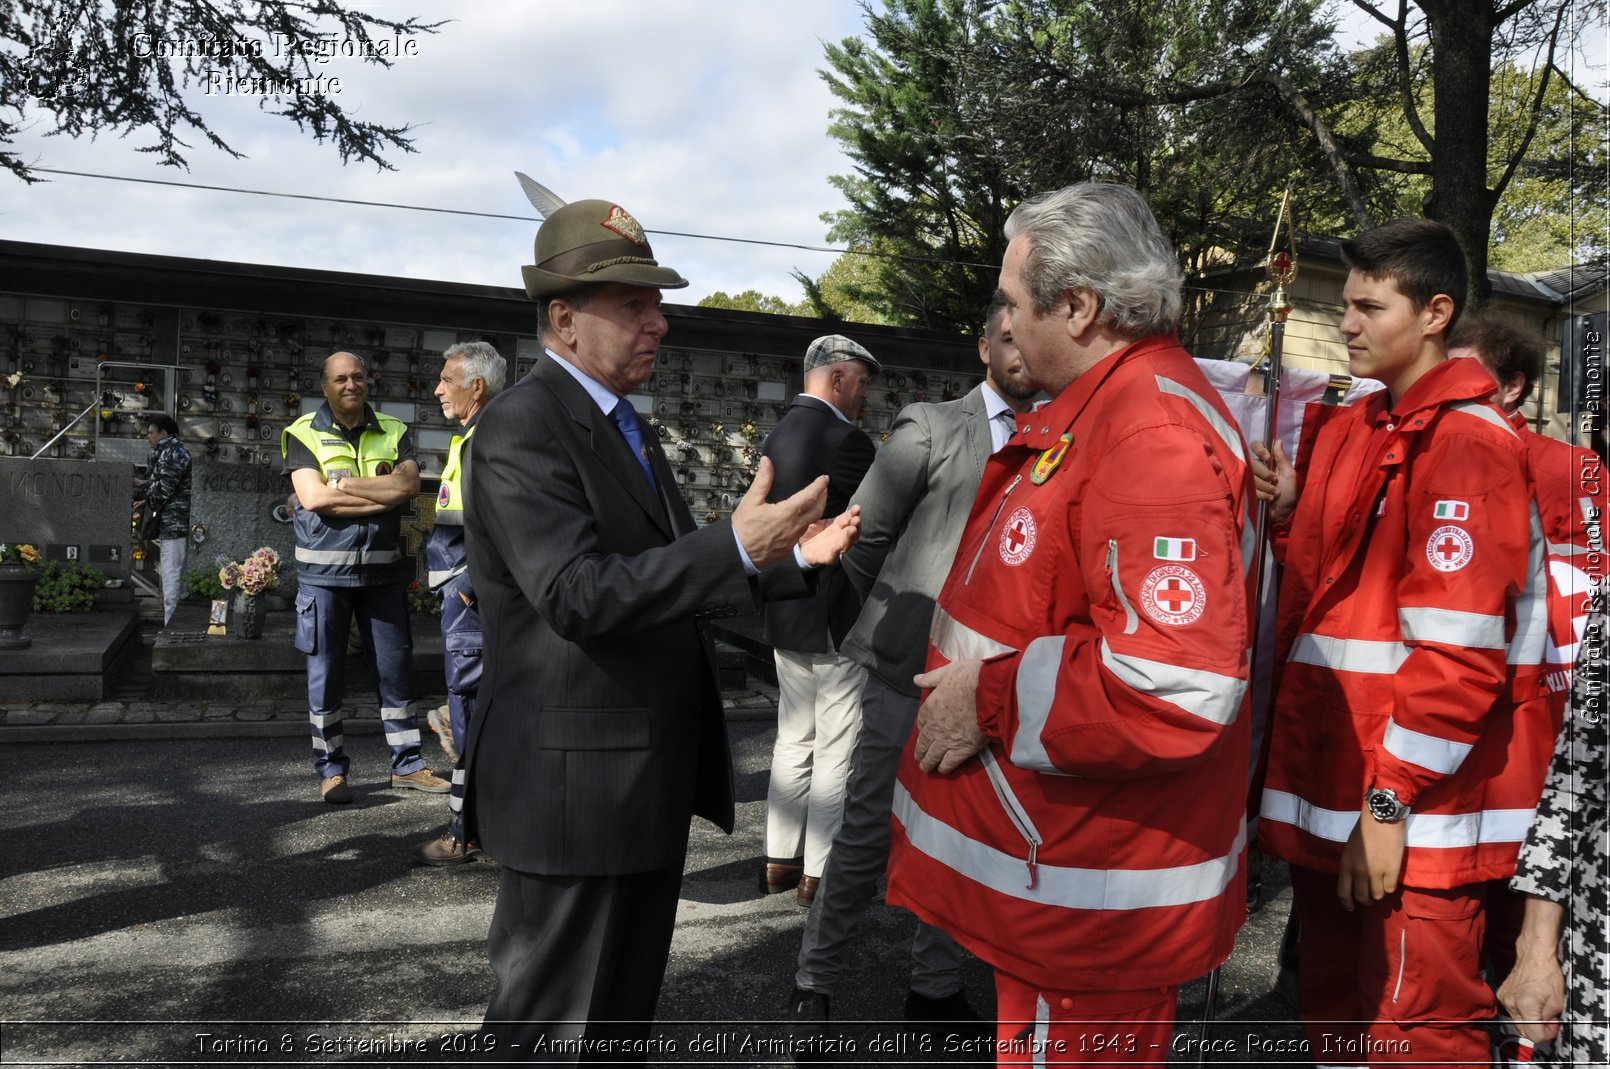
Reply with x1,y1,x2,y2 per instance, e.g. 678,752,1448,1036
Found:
611,399,657,488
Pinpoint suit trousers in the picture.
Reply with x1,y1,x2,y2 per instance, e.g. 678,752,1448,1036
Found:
765,648,866,875
796,672,966,998
481,862,684,1063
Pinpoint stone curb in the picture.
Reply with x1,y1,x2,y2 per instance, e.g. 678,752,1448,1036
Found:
0,690,781,744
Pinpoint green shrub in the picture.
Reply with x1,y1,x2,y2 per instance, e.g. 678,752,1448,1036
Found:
407,580,442,616
33,561,111,613
183,561,227,600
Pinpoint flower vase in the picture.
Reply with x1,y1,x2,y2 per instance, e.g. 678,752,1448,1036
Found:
234,592,265,640
0,565,39,650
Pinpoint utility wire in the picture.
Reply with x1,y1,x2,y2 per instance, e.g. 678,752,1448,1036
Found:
33,167,993,268
31,166,1281,299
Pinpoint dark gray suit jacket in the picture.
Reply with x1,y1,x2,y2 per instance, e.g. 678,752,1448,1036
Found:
839,384,995,696
759,393,875,652
461,356,804,875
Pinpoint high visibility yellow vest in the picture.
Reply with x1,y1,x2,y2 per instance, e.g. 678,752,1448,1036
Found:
426,423,476,589
281,403,410,587
433,424,475,526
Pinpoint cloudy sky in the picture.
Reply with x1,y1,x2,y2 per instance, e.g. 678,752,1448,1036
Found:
6,2,1604,309
5,1,869,305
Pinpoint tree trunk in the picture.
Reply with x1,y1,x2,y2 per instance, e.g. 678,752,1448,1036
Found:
1419,0,1499,310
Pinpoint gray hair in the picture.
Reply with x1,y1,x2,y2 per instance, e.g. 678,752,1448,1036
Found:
443,341,507,396
1003,183,1183,339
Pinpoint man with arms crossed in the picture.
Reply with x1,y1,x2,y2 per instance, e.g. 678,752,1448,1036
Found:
283,352,446,804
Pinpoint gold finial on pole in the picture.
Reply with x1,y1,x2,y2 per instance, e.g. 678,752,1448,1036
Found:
1264,181,1298,326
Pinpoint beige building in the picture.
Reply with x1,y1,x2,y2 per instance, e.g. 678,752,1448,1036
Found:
1193,240,1608,448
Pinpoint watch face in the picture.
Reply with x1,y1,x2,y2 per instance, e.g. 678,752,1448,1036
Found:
1368,789,1405,823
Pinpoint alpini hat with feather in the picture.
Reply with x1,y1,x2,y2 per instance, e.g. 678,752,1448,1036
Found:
522,199,689,300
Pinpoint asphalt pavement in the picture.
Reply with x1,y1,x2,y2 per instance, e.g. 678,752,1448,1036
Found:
0,704,1308,1068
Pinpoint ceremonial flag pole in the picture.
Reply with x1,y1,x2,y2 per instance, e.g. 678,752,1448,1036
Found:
1251,182,1298,565
1197,186,1298,1066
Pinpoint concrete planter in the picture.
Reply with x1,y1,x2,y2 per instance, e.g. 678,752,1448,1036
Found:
0,565,40,650
233,593,265,639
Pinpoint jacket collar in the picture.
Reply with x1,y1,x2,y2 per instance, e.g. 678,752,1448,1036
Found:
791,392,851,423
1019,335,1179,449
535,353,674,537
1373,357,1500,431
311,400,381,436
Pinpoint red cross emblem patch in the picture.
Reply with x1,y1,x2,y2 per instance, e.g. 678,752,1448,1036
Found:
1426,524,1474,572
1140,565,1207,625
998,507,1037,566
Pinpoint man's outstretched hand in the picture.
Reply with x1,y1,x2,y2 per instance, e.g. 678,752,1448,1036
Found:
734,457,858,568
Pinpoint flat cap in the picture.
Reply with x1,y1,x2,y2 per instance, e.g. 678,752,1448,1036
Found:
804,334,881,374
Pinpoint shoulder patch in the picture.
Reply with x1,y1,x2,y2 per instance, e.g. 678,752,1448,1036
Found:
1141,565,1207,625
1427,525,1474,572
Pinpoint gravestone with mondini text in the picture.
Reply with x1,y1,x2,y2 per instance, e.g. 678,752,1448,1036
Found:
0,458,133,579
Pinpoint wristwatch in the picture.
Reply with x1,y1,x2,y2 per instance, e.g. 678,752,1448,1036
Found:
1365,786,1410,824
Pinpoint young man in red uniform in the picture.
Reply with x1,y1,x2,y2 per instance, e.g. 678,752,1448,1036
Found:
887,182,1255,1062
1257,220,1552,1064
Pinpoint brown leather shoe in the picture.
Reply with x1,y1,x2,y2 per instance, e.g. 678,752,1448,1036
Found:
391,768,451,793
762,862,803,894
796,875,821,907
320,774,353,805
414,832,483,867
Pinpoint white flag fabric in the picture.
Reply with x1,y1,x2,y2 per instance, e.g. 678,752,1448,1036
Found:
1191,359,1385,793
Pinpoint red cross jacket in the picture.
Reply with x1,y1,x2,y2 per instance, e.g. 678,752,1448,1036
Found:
886,336,1254,992
1514,409,1606,709
1259,357,1553,888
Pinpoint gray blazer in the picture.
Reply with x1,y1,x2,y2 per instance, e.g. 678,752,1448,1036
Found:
838,384,995,696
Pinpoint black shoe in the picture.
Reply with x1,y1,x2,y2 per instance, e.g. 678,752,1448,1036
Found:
904,990,991,1055
790,986,830,1022
903,989,978,1022
1246,871,1265,913
788,987,831,1065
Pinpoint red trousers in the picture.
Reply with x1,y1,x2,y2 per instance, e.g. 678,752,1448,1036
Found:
1290,865,1498,1067
993,970,1176,1065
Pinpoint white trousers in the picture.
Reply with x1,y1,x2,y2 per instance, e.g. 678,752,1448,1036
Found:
157,537,189,625
765,648,866,876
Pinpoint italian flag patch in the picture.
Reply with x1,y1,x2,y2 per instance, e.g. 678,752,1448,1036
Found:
1153,537,1197,561
1433,500,1470,521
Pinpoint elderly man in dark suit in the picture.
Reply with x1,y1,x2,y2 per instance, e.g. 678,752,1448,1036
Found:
790,295,1041,1031
462,199,861,1060
759,335,879,906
